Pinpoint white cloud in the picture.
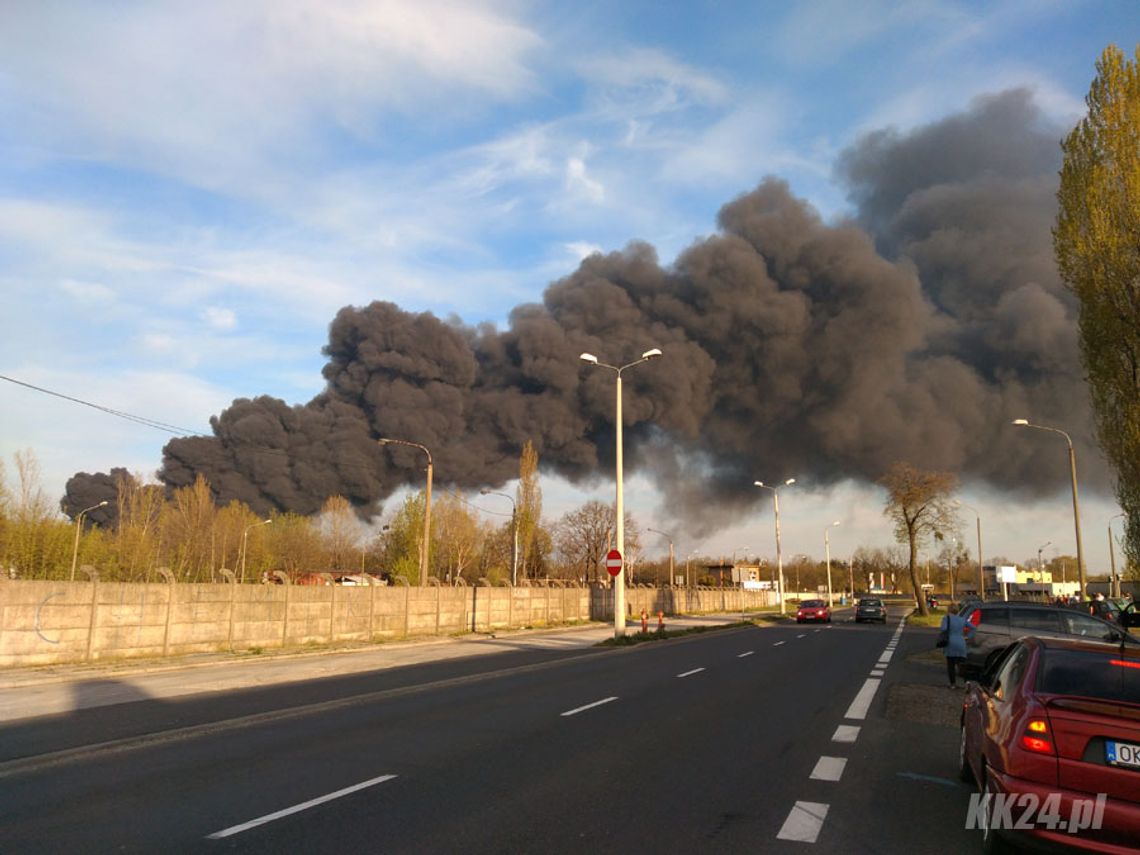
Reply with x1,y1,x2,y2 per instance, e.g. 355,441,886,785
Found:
565,156,605,203
202,307,237,331
1,0,544,195
59,278,115,305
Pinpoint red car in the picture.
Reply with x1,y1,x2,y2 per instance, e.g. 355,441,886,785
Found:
796,599,831,623
958,636,1140,852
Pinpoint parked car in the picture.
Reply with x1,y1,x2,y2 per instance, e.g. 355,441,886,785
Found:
958,636,1140,852
957,601,1139,678
796,599,831,623
855,597,887,623
1088,597,1123,624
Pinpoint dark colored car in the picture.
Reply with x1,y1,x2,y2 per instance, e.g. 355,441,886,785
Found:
959,637,1140,852
1088,598,1123,624
855,597,887,623
796,599,831,623
957,601,1138,678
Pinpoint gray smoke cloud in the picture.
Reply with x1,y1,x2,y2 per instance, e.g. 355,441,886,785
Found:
66,88,1104,533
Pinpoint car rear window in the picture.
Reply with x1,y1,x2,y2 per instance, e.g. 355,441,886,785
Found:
860,599,882,607
1037,649,1140,704
802,600,825,608
975,605,1008,626
1010,608,1061,633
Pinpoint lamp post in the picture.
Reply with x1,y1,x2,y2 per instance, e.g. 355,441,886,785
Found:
481,489,518,586
824,521,840,607
1109,513,1124,599
580,347,662,639
755,478,795,614
378,437,433,586
647,528,674,587
686,550,698,589
1012,419,1087,600
1037,541,1051,588
240,518,272,584
70,500,108,582
955,499,986,600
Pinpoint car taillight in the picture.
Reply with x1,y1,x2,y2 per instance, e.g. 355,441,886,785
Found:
1020,718,1054,755
1109,658,1140,670
968,610,981,626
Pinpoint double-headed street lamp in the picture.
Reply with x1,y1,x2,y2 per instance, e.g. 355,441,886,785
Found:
481,489,518,586
580,347,662,639
647,527,674,587
1012,419,1086,600
240,518,272,584
1037,541,1052,585
824,521,840,607
954,499,986,600
70,500,108,582
378,437,433,586
755,478,795,614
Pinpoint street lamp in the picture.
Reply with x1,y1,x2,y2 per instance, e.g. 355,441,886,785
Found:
1037,541,1051,587
647,527,674,587
481,489,518,586
580,347,662,639
955,499,986,600
1109,513,1125,599
70,500,108,582
824,521,840,607
1012,419,1087,600
686,550,699,589
755,478,795,614
378,437,433,586
240,518,272,584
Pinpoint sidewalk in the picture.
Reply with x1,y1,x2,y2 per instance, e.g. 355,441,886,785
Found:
0,613,752,723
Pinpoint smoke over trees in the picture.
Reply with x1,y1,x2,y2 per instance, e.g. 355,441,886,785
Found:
65,88,1105,540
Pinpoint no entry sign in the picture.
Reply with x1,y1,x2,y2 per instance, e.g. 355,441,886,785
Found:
605,549,623,577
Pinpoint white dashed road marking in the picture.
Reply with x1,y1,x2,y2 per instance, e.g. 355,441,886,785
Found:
777,801,829,843
832,724,860,743
677,668,705,678
561,697,619,717
810,756,848,782
737,651,754,658
207,774,398,839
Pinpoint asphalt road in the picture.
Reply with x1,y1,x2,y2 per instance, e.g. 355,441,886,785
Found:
0,609,981,853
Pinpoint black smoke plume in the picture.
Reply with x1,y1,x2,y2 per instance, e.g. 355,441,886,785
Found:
67,88,1105,534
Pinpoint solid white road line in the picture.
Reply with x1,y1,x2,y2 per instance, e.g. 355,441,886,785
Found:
206,774,398,839
844,677,881,720
832,724,860,743
777,801,830,843
737,651,755,658
810,756,848,782
561,697,619,717
677,668,706,678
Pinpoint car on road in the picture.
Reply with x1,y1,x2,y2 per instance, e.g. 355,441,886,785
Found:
796,599,831,623
957,601,1138,678
958,636,1140,852
855,597,887,623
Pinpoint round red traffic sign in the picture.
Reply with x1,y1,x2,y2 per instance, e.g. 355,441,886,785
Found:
605,549,623,577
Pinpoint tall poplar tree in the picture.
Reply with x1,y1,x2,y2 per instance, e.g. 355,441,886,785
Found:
1055,44,1140,572
516,440,542,580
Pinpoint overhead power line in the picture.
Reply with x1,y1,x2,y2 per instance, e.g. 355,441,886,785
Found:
1,373,206,436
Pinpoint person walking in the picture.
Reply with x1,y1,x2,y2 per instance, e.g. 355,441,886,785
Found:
940,603,972,689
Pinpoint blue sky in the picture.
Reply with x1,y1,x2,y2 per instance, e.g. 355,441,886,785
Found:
2,0,1138,573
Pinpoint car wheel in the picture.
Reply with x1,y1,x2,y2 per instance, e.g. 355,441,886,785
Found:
957,724,974,784
979,767,1010,855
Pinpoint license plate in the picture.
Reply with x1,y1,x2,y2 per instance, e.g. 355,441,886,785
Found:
1106,740,1140,769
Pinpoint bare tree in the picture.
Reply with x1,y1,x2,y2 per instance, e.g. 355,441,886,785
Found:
555,500,613,583
880,462,958,615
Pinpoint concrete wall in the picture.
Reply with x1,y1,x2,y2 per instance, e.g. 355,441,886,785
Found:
0,578,773,668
